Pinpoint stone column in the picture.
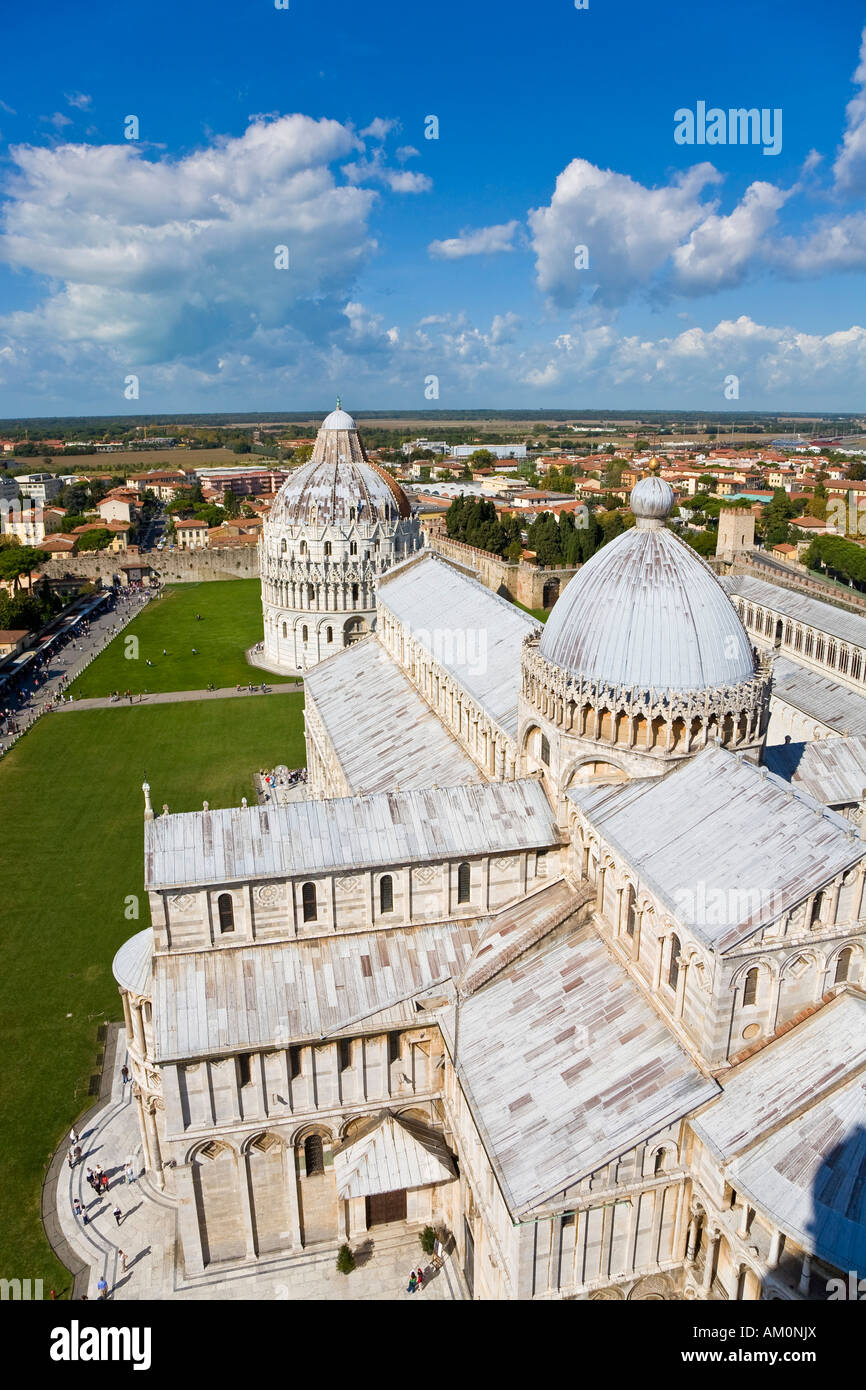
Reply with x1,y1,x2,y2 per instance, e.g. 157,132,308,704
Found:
768,1227,783,1268
143,1100,165,1191
284,1145,303,1250
798,1254,811,1296
702,1227,720,1294
237,1149,257,1261
686,1209,700,1264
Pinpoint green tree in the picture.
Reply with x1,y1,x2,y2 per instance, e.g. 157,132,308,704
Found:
336,1244,356,1275
0,545,49,590
76,528,113,552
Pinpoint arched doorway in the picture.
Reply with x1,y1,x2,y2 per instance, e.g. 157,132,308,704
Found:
542,578,560,608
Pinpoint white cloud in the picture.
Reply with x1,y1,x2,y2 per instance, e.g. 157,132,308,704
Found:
428,220,520,259
528,159,725,306
833,25,866,193
41,112,73,130
396,145,419,163
0,115,378,363
671,180,790,292
360,118,397,141
65,92,92,110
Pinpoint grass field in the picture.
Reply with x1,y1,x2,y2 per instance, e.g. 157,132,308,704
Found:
73,580,290,697
0,693,305,1292
512,598,551,623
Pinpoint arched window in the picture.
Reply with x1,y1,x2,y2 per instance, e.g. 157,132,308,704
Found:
624,886,638,938
352,583,359,602
324,541,332,556
280,538,287,553
540,734,550,766
302,624,308,642
380,875,394,913
326,626,333,643
653,1149,665,1176
668,934,681,991
307,584,315,603
743,967,759,1006
217,894,234,933
302,882,317,922
350,541,357,556
282,622,287,638
300,540,307,556
304,1134,324,1177
809,892,823,927
835,948,853,984
457,861,471,904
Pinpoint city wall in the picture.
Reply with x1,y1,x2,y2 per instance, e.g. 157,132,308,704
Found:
422,525,579,608
42,545,259,586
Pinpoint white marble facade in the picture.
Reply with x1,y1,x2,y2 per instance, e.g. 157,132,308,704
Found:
114,474,866,1300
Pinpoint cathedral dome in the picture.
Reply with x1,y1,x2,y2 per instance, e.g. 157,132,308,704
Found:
268,402,409,527
538,480,755,693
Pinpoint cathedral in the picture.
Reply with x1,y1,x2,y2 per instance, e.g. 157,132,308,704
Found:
113,409,866,1300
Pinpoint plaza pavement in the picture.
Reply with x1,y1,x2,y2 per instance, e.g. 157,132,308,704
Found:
55,682,302,712
47,1028,467,1302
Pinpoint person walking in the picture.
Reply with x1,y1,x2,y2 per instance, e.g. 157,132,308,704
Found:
97,1276,108,1300
101,1173,110,1194
118,1250,128,1272
70,1127,79,1146
72,1198,82,1219
121,1064,130,1085
112,1205,122,1226
416,1267,424,1292
74,1145,82,1165
406,1269,418,1295
125,1159,136,1185
85,1167,96,1191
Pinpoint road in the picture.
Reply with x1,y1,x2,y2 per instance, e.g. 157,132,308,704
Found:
57,681,303,711
0,589,152,754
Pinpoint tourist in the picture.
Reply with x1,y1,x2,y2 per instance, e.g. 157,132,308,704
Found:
101,1173,110,1193
121,1064,130,1085
70,1127,79,1145
74,1145,82,1164
416,1267,424,1291
97,1276,108,1300
406,1269,418,1294
119,1250,128,1272
112,1205,122,1226
125,1159,136,1185
72,1198,82,1219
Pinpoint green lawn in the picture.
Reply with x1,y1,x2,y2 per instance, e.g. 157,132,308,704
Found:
73,579,291,697
512,598,550,623
0,693,305,1293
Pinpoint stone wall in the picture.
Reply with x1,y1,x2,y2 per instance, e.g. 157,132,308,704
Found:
422,525,579,609
41,545,259,586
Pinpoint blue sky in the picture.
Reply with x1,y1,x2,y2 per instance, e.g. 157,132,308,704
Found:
1,0,866,414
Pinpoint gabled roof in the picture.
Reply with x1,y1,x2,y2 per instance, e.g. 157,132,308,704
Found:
145,779,559,890
764,734,866,807
692,992,866,1274
568,745,863,951
722,574,866,650
444,924,718,1216
377,552,539,738
151,919,480,1062
333,1113,455,1199
769,657,866,736
303,636,482,794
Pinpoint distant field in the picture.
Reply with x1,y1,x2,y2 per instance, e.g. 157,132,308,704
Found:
8,447,239,475
0,693,306,1292
72,579,287,696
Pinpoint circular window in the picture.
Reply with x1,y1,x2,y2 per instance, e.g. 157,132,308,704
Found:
742,1023,761,1040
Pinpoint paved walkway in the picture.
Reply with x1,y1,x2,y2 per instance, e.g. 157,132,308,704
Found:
0,590,151,754
54,682,303,712
48,1031,466,1301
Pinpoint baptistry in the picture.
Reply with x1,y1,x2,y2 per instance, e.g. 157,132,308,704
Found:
259,402,421,672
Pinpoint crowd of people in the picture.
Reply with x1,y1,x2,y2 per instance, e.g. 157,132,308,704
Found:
67,1069,140,1299
0,584,152,754
258,765,308,802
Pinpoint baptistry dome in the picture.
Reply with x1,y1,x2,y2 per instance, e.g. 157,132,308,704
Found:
269,403,410,529
539,477,756,693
